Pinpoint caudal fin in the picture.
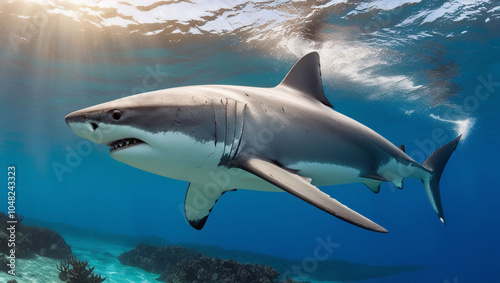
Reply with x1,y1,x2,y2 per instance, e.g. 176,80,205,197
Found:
421,135,462,224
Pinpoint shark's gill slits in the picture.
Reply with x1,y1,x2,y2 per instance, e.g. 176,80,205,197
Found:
108,138,145,152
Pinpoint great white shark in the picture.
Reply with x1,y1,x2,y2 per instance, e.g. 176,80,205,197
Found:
65,52,461,233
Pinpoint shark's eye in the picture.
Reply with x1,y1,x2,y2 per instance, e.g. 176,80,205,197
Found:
112,110,122,120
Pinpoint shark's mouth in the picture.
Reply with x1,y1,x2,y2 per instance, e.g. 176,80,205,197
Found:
108,138,145,152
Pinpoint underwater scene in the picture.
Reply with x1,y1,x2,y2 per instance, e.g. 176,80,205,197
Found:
1,0,499,282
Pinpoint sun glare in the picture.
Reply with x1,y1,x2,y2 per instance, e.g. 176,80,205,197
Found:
430,114,475,139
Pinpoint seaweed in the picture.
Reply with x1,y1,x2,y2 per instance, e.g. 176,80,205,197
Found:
57,256,105,283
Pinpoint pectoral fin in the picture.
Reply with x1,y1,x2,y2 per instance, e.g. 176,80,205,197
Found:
184,183,235,230
236,157,387,233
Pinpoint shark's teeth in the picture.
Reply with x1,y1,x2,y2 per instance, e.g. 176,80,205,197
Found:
108,138,145,152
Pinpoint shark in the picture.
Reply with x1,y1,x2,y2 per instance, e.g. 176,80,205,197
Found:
65,52,461,233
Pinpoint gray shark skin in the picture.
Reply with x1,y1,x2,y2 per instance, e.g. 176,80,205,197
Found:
65,52,461,233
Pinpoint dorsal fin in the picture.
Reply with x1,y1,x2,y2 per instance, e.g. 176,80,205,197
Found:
398,145,406,152
278,52,333,108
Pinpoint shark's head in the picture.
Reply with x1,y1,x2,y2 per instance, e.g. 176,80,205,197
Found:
65,88,218,179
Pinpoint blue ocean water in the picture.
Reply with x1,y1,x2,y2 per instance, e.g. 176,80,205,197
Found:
1,0,499,282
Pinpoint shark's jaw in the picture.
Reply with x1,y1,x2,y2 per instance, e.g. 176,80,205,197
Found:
106,130,226,183
64,118,151,152
107,138,146,153
64,117,156,163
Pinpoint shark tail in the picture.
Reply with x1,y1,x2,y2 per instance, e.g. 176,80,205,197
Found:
421,135,462,225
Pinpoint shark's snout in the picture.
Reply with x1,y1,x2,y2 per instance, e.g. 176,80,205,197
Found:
65,110,101,131
64,110,105,145
65,108,150,153
65,110,86,126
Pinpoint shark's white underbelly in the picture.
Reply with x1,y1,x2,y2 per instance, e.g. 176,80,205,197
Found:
113,131,371,192
190,161,365,192
289,162,363,187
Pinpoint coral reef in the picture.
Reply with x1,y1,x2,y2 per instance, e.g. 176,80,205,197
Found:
0,212,72,259
119,244,307,283
157,256,280,283
118,243,203,273
28,226,72,259
57,256,106,283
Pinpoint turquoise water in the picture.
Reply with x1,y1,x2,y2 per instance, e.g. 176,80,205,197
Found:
1,0,500,282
